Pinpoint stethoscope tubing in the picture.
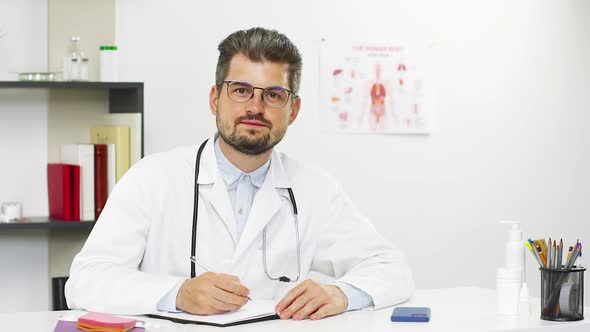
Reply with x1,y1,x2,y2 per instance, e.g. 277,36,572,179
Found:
191,139,300,282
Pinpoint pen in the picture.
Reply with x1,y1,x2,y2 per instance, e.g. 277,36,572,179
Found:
564,243,582,270
552,240,557,270
557,239,563,270
535,244,547,268
547,238,552,269
526,240,543,268
190,256,214,271
189,256,252,301
535,239,548,263
577,245,583,268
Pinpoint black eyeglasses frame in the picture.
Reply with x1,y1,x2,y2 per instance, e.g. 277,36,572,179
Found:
219,80,297,108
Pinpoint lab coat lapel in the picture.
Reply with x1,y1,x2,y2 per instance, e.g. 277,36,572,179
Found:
196,137,238,245
234,151,290,259
199,181,238,245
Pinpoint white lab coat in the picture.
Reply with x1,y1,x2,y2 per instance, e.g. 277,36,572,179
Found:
65,136,414,314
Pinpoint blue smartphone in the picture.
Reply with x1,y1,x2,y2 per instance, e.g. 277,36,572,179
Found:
391,306,431,322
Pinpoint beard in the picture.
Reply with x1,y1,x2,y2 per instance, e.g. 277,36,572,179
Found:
217,112,285,156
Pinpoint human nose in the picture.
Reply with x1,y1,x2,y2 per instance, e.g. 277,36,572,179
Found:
245,88,265,112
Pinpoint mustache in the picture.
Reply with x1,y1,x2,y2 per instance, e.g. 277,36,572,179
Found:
235,113,271,127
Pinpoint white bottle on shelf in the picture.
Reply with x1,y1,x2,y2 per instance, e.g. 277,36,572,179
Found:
99,45,118,82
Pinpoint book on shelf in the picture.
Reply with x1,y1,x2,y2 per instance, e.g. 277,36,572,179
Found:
106,143,116,195
47,164,80,221
55,143,118,222
60,144,95,221
90,126,130,182
94,144,108,219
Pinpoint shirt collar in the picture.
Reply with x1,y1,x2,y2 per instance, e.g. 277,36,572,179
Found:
214,137,270,188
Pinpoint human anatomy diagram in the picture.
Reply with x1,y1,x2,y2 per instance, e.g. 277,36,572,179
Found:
320,43,430,134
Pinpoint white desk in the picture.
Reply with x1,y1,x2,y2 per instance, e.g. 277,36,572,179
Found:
1,287,589,332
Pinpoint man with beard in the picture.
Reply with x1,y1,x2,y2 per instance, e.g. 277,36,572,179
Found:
66,27,414,321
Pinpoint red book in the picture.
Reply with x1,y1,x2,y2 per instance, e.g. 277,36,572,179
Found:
47,164,80,221
72,165,80,220
94,144,108,219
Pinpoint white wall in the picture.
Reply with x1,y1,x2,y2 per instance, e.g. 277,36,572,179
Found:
116,0,590,302
0,0,50,311
0,0,48,216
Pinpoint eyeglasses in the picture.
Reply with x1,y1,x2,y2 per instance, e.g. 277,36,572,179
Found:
221,80,295,108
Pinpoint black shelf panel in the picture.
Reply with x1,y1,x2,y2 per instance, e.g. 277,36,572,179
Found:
0,217,96,231
0,81,144,114
0,80,141,90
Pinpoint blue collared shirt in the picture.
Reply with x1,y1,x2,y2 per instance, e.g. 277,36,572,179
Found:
214,138,269,241
157,138,373,312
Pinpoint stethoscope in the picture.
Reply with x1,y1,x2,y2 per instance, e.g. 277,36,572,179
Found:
191,139,301,283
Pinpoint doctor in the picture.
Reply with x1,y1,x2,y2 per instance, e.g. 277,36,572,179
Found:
66,27,414,320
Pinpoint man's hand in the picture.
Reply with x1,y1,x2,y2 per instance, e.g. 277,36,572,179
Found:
176,272,250,315
275,279,348,320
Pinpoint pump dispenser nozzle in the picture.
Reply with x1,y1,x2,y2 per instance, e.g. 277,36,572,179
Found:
499,220,522,242
499,220,525,274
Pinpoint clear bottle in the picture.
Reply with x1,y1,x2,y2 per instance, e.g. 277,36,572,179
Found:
63,36,84,81
70,58,80,81
80,58,89,81
69,36,82,58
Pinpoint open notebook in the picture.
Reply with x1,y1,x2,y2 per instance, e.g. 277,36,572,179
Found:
147,300,279,327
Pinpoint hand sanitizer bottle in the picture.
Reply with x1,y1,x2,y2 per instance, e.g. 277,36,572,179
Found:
500,220,525,275
496,220,525,316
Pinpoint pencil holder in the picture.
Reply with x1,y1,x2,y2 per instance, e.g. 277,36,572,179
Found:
540,267,585,321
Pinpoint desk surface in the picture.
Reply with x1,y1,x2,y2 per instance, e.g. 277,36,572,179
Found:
2,287,589,332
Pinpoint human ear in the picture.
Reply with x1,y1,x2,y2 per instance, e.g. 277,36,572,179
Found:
209,85,219,115
287,96,301,125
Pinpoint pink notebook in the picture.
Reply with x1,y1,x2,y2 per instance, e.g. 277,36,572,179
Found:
78,312,136,330
53,320,144,332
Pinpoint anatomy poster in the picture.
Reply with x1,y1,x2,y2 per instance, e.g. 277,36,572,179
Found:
319,41,432,134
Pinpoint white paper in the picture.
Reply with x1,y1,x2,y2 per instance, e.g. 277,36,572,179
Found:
152,300,277,325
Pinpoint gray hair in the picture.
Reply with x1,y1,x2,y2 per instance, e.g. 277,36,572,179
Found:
215,27,302,95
